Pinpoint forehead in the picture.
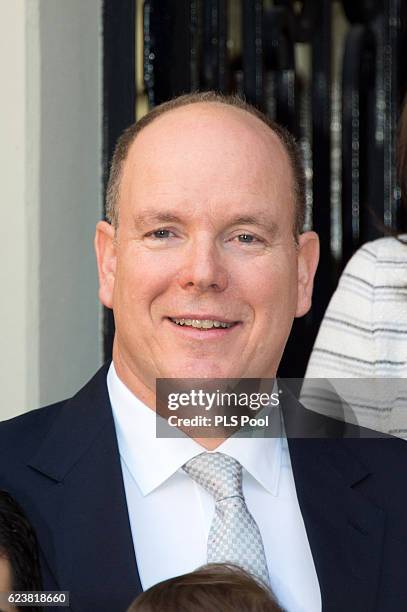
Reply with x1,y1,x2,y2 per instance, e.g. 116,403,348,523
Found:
120,103,295,217
0,555,12,591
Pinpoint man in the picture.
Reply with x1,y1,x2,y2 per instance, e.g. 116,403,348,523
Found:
0,92,406,612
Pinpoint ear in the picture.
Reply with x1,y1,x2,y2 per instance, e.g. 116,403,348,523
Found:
94,221,117,309
295,231,320,318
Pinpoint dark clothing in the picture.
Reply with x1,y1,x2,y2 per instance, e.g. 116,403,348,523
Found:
0,364,406,611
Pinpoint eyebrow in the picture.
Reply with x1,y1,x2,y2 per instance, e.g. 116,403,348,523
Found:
133,211,183,226
228,215,279,235
133,210,279,234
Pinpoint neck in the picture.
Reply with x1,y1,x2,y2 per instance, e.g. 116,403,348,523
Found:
112,350,230,450
191,436,228,450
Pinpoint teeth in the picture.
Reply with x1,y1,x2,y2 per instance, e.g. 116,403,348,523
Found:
171,318,234,329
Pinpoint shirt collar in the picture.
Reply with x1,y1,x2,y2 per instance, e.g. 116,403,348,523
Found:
108,362,282,497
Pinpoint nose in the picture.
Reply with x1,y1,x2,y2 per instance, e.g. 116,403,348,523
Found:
177,235,228,293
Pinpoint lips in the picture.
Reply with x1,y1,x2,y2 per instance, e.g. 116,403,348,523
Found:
167,316,240,330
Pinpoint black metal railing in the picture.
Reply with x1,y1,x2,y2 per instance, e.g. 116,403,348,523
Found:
103,0,407,375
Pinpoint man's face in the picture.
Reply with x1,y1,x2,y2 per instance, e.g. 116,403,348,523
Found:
96,103,319,404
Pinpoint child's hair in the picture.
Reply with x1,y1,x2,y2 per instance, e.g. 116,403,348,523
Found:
0,490,43,610
128,563,283,612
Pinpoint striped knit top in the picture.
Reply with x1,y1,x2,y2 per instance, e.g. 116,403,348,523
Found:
302,236,407,437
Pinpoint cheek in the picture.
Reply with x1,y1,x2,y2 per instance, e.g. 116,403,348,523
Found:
249,266,298,361
235,254,298,312
113,250,176,317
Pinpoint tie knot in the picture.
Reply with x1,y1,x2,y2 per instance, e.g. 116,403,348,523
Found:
183,452,243,501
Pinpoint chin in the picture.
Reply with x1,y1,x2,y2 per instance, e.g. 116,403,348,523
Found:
167,360,231,380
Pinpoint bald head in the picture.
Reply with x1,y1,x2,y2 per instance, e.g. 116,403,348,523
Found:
106,92,306,235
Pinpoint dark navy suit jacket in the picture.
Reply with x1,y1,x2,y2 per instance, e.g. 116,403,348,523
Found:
1,364,407,612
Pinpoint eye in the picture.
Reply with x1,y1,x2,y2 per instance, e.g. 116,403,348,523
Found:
146,228,175,240
235,233,262,244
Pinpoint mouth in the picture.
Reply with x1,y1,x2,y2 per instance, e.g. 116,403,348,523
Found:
169,316,237,329
166,316,241,335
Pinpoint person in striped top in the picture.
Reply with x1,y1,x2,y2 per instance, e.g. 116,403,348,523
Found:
303,98,407,437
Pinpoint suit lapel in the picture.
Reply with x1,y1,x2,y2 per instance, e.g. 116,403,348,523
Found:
281,388,385,612
20,371,387,611
27,365,142,612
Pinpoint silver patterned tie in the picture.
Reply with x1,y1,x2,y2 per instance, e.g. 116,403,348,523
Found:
183,452,270,585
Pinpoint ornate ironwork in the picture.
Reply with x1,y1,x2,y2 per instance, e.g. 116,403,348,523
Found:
103,0,405,375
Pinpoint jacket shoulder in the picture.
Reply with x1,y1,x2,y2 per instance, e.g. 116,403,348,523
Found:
0,363,111,466
0,400,68,459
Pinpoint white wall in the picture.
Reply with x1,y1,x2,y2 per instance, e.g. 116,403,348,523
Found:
0,0,103,419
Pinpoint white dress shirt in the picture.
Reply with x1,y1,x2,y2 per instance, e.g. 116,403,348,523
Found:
108,363,321,612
